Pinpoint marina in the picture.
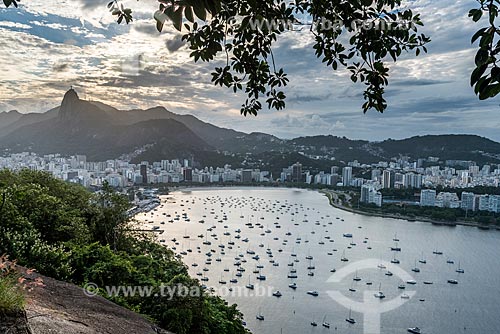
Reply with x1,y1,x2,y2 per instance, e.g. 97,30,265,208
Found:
137,187,500,334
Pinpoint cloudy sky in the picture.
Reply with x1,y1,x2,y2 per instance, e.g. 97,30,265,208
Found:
0,0,499,141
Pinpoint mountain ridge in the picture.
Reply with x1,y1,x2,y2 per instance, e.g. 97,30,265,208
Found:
1,90,500,167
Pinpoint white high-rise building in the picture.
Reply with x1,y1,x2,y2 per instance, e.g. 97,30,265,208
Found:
342,167,352,187
489,195,500,213
478,195,490,211
435,192,460,208
420,189,436,206
460,192,476,211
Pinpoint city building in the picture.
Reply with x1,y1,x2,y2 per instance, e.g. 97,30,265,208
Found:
292,162,303,183
461,192,476,211
342,167,352,187
420,189,437,206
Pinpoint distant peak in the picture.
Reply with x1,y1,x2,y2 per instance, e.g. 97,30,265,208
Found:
59,88,81,120
1,110,20,115
63,88,79,102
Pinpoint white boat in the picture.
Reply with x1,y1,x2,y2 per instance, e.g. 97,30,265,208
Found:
322,315,330,328
407,327,421,334
273,290,282,297
307,290,319,297
246,276,254,290
345,308,355,324
456,261,465,273
412,259,421,273
374,283,386,299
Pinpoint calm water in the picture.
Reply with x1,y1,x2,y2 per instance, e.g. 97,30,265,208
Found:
137,187,500,334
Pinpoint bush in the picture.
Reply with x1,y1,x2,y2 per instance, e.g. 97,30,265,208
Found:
0,257,25,314
0,171,248,334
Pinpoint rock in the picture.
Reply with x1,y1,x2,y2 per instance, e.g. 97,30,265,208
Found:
19,270,172,334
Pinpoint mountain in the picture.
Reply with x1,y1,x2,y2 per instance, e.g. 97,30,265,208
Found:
1,267,171,334
373,135,500,161
0,89,212,160
1,90,500,168
285,134,500,165
0,110,23,130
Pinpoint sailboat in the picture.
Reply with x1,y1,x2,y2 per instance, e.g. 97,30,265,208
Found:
346,308,356,324
203,232,211,245
433,248,443,255
353,270,361,281
374,283,386,299
305,249,313,260
341,250,349,262
456,261,465,273
391,242,401,251
412,260,420,273
246,275,254,290
419,251,426,264
256,308,264,321
322,315,330,328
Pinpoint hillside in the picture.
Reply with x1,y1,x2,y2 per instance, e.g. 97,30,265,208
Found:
1,90,500,167
0,110,23,130
0,90,212,160
373,135,500,161
1,267,172,334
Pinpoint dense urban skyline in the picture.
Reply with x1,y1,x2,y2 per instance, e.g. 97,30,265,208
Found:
1,0,500,141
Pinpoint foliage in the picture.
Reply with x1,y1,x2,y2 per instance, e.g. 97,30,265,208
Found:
1,0,430,116
0,170,248,334
152,0,430,116
0,257,25,314
358,200,500,225
2,1,497,111
469,0,500,100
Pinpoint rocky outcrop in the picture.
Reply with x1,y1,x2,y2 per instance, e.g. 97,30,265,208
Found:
2,270,172,334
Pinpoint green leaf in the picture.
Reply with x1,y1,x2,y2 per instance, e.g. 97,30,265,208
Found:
192,3,207,21
471,64,488,86
185,7,194,23
154,10,167,32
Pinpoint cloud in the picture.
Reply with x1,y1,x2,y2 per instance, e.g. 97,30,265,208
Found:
165,35,186,53
78,0,105,10
0,0,499,142
52,63,70,72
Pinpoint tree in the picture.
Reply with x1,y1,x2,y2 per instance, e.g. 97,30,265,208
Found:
469,0,500,100
113,0,430,115
2,1,497,113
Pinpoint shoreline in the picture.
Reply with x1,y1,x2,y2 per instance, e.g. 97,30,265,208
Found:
320,190,500,231
140,184,499,231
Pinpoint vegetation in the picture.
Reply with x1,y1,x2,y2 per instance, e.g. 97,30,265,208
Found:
0,170,248,334
116,0,500,111
357,201,500,226
7,0,498,114
0,257,26,315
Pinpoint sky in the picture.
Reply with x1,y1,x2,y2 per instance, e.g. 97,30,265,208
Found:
0,0,499,141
